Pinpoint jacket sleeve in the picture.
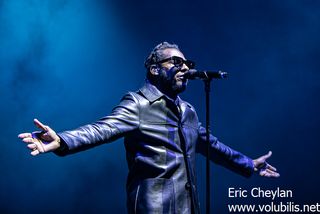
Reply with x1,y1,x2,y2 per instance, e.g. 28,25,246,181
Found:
54,92,140,156
196,125,254,177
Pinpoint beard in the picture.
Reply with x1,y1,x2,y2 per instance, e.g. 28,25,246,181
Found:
171,78,187,93
157,66,187,95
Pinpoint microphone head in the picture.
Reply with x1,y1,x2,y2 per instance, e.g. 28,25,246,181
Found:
184,69,228,80
218,70,228,79
184,69,198,80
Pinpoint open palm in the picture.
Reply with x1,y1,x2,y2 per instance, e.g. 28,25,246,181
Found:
18,119,61,156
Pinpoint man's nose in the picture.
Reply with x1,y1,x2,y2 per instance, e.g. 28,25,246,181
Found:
181,63,189,71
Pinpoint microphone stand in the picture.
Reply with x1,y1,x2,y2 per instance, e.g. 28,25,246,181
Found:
186,69,227,214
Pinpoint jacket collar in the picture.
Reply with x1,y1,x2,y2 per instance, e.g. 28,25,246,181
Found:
139,81,182,104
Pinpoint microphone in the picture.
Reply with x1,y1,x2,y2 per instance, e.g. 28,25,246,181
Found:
184,69,228,80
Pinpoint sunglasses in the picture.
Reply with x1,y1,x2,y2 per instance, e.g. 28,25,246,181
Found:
156,56,195,69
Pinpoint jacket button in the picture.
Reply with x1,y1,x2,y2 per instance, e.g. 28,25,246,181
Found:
185,182,191,190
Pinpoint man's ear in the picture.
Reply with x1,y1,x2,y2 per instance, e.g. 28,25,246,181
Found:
150,65,159,75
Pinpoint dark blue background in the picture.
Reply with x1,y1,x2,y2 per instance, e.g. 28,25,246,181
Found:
1,0,319,213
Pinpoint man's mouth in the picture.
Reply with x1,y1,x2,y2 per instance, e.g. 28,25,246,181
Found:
176,71,188,80
176,75,184,81
176,75,188,83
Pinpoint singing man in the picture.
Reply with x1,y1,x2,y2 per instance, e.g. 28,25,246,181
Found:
18,42,279,214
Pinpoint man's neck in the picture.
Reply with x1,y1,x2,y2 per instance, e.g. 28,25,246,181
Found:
157,85,178,100
146,79,179,100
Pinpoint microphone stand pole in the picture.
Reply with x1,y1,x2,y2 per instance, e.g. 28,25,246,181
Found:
204,78,212,214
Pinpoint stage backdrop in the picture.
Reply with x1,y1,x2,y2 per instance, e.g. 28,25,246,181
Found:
1,0,319,213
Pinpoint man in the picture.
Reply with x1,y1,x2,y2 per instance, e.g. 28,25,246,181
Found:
18,42,279,214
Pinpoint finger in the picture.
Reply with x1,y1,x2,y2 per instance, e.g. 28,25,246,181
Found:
260,170,274,178
34,118,48,131
22,137,35,144
33,140,45,153
31,149,40,156
27,144,37,150
266,168,280,177
18,133,32,138
259,170,267,177
22,138,45,153
260,169,280,178
266,164,277,172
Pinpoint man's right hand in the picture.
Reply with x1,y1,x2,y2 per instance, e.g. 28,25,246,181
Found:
18,119,61,156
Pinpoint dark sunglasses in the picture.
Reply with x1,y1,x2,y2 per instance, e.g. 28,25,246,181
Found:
156,56,195,69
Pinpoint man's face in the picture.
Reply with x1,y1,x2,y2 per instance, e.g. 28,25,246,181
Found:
156,48,193,95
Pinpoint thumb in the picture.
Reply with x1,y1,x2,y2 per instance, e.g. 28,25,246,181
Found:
261,151,272,161
33,118,48,132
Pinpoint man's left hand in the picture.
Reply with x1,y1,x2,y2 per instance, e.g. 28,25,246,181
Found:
253,151,280,178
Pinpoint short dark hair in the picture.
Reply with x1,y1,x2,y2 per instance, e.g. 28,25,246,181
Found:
144,42,180,70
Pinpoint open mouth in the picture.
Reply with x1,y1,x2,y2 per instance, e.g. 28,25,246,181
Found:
172,67,188,82
176,75,188,84
176,75,185,81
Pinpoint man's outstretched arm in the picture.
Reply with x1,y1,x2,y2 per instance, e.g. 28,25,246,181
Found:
18,92,140,156
196,126,280,178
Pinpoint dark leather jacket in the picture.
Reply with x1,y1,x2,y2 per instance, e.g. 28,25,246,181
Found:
56,82,254,214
